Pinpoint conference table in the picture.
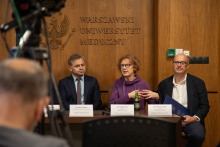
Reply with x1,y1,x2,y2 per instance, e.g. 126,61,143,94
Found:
44,110,184,147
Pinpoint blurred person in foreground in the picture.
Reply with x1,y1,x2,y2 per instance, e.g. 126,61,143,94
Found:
0,58,69,147
109,54,158,109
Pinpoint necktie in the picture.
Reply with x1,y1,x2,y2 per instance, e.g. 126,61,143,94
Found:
77,78,81,104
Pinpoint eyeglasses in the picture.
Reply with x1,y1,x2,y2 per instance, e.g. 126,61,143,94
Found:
119,64,131,68
173,61,188,66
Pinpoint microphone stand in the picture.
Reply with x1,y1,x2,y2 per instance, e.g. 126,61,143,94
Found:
102,85,118,116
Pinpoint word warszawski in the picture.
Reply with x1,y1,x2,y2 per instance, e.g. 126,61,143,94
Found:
80,17,134,23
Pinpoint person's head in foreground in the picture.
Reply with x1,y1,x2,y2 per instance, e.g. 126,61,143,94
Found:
0,58,50,131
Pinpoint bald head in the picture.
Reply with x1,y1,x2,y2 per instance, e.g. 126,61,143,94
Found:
0,58,48,102
172,53,189,75
174,53,189,64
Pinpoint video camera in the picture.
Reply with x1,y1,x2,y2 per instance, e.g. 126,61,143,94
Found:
1,0,65,46
0,1,74,146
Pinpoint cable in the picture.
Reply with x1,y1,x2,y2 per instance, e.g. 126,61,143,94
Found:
42,17,56,136
9,0,22,58
42,18,52,72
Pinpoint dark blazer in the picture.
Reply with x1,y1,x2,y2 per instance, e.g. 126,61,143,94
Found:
58,74,102,110
158,73,210,124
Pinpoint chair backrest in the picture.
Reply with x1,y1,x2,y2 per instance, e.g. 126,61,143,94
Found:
107,86,113,109
82,116,175,147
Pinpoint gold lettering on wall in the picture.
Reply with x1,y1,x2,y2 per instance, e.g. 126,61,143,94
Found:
80,28,140,34
80,39,126,45
79,17,135,23
41,15,141,49
79,17,141,46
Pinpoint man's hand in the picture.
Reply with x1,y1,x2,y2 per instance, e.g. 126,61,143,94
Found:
182,115,198,127
139,90,159,101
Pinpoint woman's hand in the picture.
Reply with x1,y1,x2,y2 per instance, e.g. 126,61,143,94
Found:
128,90,138,99
128,90,145,100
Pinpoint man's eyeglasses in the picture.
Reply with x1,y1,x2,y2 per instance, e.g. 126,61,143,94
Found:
173,61,188,66
119,64,131,68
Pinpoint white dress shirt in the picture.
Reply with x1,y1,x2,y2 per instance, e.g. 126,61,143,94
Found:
172,74,188,108
172,74,200,122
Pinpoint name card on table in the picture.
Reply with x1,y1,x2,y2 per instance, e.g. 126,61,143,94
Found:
111,104,134,116
69,105,93,117
44,105,60,117
148,104,172,117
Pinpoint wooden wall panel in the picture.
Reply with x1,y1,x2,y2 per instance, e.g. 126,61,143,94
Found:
157,0,220,146
86,0,117,91
0,1,16,61
115,0,154,90
203,94,220,147
41,0,154,92
0,1,220,146
157,0,173,85
100,93,108,110
157,0,219,92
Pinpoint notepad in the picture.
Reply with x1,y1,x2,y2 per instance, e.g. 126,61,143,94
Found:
163,95,189,116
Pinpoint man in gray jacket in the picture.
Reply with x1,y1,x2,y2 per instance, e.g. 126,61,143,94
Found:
0,58,70,147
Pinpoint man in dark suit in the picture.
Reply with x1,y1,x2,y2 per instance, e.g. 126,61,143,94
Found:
58,54,102,110
158,53,210,147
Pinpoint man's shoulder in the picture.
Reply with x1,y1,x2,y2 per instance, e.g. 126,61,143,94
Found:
60,75,72,81
59,75,72,83
34,135,70,147
187,73,205,83
84,74,98,82
0,126,69,147
159,75,173,85
30,134,69,147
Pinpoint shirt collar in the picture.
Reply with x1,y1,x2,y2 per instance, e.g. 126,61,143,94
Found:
173,74,187,86
72,74,84,82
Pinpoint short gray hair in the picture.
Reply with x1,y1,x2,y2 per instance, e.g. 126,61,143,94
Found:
68,54,85,66
0,59,48,103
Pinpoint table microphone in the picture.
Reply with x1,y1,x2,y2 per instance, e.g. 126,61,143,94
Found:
114,85,118,104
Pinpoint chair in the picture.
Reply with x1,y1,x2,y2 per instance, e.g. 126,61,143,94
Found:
82,116,176,147
107,86,113,110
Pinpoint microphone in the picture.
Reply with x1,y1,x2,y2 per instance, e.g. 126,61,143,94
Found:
114,85,118,104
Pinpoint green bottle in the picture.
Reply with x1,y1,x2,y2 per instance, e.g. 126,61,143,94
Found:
134,90,140,111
